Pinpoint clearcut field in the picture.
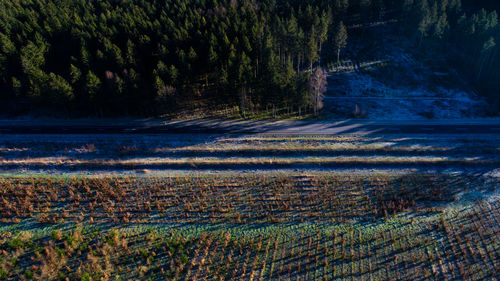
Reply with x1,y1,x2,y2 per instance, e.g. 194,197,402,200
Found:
0,133,498,280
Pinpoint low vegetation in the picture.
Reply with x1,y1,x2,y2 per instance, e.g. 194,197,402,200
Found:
0,173,498,280
0,174,491,224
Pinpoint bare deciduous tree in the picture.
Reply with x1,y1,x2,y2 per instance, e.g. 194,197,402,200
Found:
309,68,327,116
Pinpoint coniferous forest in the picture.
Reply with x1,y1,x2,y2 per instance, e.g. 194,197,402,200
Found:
0,0,498,116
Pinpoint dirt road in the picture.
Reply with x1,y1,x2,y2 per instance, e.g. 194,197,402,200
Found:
1,118,500,135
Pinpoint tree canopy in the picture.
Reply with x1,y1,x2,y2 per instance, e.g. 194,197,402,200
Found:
0,0,339,116
0,0,499,116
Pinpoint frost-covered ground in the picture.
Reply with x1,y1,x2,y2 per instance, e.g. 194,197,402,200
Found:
324,25,494,120
0,133,498,177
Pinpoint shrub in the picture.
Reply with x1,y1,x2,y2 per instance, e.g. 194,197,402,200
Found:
24,269,33,279
0,269,8,279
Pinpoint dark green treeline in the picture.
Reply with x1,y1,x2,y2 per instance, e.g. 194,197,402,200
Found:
0,0,498,116
0,0,335,116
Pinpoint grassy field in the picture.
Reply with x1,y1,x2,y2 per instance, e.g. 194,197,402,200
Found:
0,134,499,280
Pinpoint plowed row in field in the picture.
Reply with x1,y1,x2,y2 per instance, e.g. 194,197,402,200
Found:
0,175,494,224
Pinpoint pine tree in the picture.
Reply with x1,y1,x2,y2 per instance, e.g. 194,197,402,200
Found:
85,71,101,100
47,73,74,103
80,44,90,67
318,10,332,63
334,21,348,63
0,33,15,79
434,13,449,39
237,51,252,117
20,41,48,97
477,37,496,81
417,0,432,46
70,64,81,85
126,40,136,65
448,0,462,14
11,77,22,96
334,0,349,16
373,0,385,21
440,0,449,13
306,28,319,72
166,65,178,85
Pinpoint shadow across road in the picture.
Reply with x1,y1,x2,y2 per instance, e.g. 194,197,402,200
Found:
1,118,500,135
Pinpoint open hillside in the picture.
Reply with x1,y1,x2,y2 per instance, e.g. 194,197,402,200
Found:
323,23,492,119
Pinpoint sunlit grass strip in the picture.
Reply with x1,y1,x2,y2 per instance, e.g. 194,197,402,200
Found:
0,156,495,168
2,135,499,157
153,143,456,153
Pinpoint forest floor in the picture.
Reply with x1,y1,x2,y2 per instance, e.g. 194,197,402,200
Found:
323,23,495,120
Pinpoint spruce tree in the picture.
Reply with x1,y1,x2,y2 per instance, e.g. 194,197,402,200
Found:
334,21,348,63
434,13,449,39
